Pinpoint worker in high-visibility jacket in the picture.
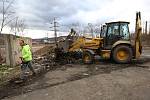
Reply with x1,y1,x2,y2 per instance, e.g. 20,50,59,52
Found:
19,40,36,81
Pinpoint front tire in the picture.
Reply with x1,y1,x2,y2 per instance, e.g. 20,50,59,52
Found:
112,45,132,63
82,51,94,64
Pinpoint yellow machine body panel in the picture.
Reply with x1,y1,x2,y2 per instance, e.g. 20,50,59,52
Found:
84,38,103,49
68,37,85,52
112,40,132,48
68,37,103,52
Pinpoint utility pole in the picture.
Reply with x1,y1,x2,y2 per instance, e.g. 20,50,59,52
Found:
145,21,148,35
149,22,150,35
143,28,145,34
50,17,59,47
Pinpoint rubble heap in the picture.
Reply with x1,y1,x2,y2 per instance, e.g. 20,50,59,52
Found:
33,45,82,72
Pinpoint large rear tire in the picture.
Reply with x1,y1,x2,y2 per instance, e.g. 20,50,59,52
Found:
82,51,94,64
112,45,132,63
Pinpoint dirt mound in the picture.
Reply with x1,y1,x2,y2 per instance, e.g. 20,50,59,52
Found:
33,45,54,56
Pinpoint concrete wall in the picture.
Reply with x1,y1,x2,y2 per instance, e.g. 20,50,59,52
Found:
0,34,32,67
0,35,6,64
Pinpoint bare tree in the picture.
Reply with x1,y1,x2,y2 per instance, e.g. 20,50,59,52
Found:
69,22,84,36
10,17,26,35
18,19,26,33
82,23,101,38
0,0,15,34
87,23,94,37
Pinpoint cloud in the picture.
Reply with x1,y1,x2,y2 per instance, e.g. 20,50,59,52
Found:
15,0,113,29
12,0,150,38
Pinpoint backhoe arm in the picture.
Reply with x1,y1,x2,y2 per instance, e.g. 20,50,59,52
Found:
135,12,142,59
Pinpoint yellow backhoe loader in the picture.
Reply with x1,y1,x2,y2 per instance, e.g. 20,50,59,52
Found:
57,12,142,64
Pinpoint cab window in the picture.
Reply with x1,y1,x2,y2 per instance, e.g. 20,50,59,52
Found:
120,23,130,39
107,23,119,38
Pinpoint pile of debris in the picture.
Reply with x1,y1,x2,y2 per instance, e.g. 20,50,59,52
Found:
33,45,83,72
33,46,62,72
33,45,54,56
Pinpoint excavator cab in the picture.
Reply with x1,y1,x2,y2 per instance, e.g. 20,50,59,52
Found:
102,21,130,49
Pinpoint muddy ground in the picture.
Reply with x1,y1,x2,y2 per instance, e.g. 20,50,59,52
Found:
0,48,150,100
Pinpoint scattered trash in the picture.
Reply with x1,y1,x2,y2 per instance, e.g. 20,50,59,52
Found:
83,73,89,76
27,89,32,92
95,67,98,70
45,93,49,96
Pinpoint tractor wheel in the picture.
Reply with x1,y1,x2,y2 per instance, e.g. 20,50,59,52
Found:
82,51,94,64
112,45,132,63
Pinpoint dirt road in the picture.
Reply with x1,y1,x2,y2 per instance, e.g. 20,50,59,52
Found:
1,49,150,100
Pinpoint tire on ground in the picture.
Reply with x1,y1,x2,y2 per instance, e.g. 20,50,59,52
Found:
82,51,94,64
112,45,132,64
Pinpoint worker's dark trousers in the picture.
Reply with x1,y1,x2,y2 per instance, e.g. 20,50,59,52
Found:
20,61,35,80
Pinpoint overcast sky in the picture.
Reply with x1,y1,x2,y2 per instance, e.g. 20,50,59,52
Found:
13,0,150,38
